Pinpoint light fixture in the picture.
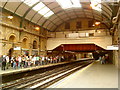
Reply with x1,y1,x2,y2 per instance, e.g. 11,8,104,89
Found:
92,24,95,26
95,22,101,25
7,15,13,19
97,30,101,33
35,26,40,31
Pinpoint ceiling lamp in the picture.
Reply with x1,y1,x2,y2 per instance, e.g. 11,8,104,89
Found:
35,26,40,31
7,15,13,19
92,24,95,26
95,22,101,25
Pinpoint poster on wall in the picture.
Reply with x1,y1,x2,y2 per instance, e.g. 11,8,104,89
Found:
32,50,38,55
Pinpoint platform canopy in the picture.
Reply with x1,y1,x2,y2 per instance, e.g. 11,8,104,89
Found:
1,0,119,31
53,44,105,52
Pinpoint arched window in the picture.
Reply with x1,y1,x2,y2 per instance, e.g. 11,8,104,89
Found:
33,40,37,49
9,35,15,42
22,38,28,48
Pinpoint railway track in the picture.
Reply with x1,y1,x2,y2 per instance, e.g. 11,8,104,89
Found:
1,60,94,90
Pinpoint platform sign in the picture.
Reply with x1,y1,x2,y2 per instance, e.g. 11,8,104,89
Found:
107,45,119,50
14,47,21,50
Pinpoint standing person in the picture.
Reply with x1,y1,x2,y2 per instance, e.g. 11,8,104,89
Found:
50,56,53,64
18,55,22,69
24,55,28,68
105,54,109,64
10,56,14,68
0,55,3,68
13,57,16,69
41,56,45,65
6,55,10,69
36,55,40,66
101,56,106,64
22,55,25,68
2,55,6,70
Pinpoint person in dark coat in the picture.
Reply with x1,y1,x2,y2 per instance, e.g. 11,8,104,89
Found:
2,55,6,70
0,55,3,68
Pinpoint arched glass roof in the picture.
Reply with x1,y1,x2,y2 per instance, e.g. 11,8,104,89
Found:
1,0,119,31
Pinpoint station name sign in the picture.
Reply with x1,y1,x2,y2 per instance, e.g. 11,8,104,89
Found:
14,47,21,50
107,45,119,50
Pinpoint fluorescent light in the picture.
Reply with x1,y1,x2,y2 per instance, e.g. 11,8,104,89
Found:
21,0,39,6
33,2,45,11
90,0,101,11
56,0,81,9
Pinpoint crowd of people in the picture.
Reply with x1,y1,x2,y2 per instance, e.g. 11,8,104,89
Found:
99,54,109,64
0,55,65,71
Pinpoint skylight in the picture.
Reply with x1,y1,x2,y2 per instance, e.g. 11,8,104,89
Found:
44,11,54,17
38,7,50,15
21,1,54,18
56,0,81,9
90,0,102,11
33,2,45,11
21,0,39,6
71,0,82,8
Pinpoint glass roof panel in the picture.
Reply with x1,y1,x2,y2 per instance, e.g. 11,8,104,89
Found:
21,0,39,6
33,2,45,11
44,11,54,17
21,1,54,18
90,0,101,11
38,7,50,15
71,0,82,8
56,0,81,9
56,0,72,9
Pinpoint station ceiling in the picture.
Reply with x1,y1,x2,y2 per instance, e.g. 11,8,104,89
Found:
1,0,119,31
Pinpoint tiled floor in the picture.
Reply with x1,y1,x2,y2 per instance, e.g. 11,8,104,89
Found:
48,61,118,88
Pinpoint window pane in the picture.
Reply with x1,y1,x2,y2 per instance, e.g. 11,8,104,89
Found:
65,22,70,29
88,20,94,27
76,21,82,29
